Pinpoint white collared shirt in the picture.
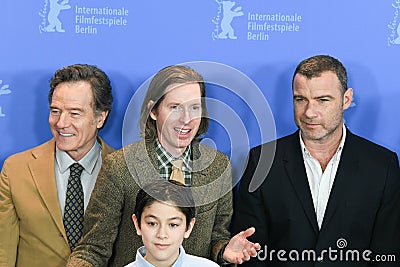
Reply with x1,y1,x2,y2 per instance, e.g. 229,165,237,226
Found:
124,246,219,267
300,126,346,229
54,140,102,216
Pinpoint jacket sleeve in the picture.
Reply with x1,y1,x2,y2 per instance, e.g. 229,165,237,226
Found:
0,158,19,267
369,152,400,267
211,157,233,262
67,155,125,267
232,146,268,267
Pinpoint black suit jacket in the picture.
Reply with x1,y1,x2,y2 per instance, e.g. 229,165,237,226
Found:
233,130,400,266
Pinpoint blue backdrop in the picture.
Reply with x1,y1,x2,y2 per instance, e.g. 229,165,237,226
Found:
1,0,399,180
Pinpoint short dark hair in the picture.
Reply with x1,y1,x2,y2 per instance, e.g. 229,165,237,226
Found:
292,55,348,94
134,180,196,230
48,64,113,128
139,65,209,142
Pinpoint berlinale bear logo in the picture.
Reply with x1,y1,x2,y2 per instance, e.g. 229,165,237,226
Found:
212,0,244,40
0,80,11,117
39,0,71,33
388,0,400,46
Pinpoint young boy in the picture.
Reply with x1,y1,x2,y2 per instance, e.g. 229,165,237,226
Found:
125,180,219,267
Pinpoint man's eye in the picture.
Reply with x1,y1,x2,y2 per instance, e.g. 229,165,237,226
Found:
50,109,60,115
191,105,200,111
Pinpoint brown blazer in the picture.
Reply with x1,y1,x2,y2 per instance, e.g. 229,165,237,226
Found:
0,137,114,267
67,139,233,267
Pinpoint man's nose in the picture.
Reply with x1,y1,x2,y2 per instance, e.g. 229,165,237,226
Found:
304,101,318,118
56,112,70,128
179,108,192,124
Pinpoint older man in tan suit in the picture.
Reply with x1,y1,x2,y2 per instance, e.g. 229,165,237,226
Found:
0,64,114,267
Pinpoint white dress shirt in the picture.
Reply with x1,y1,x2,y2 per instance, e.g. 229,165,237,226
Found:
300,126,346,229
54,140,102,216
124,246,219,267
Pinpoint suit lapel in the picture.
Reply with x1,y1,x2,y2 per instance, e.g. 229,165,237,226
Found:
191,142,210,187
29,140,69,244
190,143,226,209
320,132,359,232
191,158,208,206
284,133,319,234
98,136,115,159
126,140,159,186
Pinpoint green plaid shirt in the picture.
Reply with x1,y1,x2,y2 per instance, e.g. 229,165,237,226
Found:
154,139,192,186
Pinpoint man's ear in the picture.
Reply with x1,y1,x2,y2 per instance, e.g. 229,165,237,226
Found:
132,214,142,236
343,88,353,110
184,218,196,239
148,100,157,120
96,110,109,129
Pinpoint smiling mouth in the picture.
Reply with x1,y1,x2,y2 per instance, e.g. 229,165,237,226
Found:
58,132,74,137
174,128,190,134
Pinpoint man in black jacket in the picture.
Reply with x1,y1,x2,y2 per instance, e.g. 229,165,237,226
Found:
233,55,400,266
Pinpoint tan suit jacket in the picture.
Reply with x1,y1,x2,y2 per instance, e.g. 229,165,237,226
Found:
0,138,114,267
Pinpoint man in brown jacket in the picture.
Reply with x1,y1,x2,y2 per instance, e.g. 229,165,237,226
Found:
67,65,260,267
0,64,114,267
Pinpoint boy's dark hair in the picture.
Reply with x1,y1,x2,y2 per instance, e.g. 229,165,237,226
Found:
134,180,196,229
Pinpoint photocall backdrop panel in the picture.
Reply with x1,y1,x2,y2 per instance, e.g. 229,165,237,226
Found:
1,0,399,180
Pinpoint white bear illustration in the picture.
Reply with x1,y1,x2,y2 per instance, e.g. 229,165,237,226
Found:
217,1,243,39
394,22,400,44
45,0,71,32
